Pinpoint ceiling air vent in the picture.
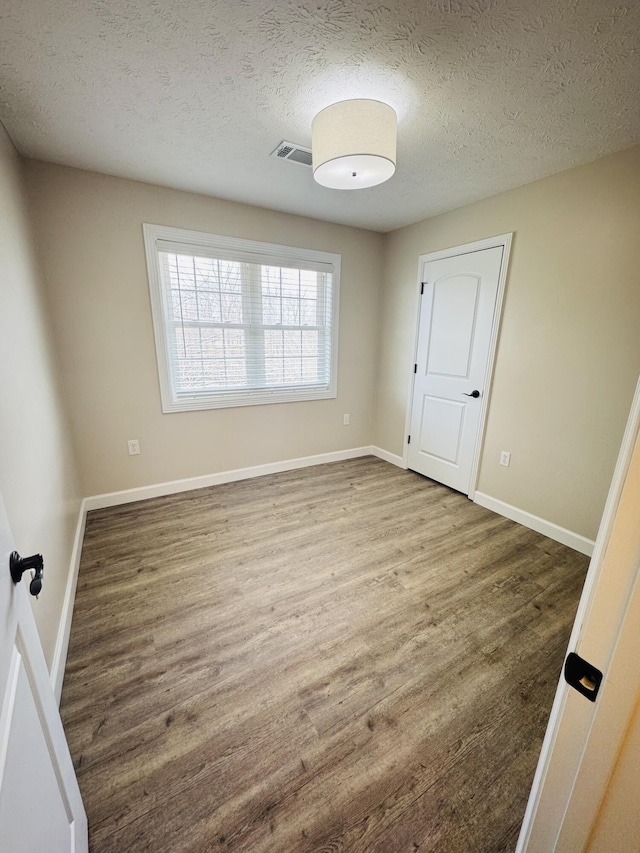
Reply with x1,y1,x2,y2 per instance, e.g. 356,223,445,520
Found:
271,141,313,167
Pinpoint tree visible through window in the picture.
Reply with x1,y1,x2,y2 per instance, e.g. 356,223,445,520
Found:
143,225,340,412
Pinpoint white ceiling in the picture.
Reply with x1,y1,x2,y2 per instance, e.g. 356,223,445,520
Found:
1,0,638,232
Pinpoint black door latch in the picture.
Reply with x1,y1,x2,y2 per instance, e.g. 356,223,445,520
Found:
564,652,603,702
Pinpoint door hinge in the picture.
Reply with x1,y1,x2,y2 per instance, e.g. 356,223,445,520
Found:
407,435,411,444
564,652,603,702
414,364,417,373
420,282,425,295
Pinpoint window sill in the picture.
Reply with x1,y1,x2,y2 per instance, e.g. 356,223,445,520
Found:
162,386,337,413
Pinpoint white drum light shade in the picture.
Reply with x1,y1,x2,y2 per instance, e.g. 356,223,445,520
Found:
312,99,397,190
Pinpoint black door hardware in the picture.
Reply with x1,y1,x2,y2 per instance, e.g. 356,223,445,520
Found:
10,552,44,597
564,652,603,702
462,390,480,398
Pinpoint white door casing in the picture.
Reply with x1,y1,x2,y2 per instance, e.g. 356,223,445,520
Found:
0,489,87,852
406,236,511,495
517,375,640,851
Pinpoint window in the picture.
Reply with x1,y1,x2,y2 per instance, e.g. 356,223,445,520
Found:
143,224,340,412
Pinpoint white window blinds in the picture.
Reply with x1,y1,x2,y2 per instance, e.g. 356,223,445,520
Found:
143,225,340,412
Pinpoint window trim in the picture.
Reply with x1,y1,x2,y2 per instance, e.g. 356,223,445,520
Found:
143,223,341,413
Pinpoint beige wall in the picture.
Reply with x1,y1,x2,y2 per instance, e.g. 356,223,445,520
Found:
18,147,640,550
23,162,384,497
376,146,640,540
0,125,81,668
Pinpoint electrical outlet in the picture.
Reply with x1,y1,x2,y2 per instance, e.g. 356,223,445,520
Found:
500,450,511,467
343,414,350,425
127,439,141,456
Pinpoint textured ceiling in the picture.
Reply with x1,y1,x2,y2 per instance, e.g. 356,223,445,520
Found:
1,0,639,231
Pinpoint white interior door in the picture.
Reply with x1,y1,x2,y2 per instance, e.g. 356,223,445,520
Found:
407,245,504,493
517,376,640,851
0,489,87,852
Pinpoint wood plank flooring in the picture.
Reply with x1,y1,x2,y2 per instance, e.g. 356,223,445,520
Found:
60,457,589,852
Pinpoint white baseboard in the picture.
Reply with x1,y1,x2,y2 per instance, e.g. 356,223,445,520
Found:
473,491,595,556
84,446,382,511
50,498,87,705
370,446,406,468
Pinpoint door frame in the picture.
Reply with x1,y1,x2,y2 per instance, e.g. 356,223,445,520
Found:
403,233,513,498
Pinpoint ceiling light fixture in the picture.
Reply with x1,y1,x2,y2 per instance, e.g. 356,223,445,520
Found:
312,99,397,190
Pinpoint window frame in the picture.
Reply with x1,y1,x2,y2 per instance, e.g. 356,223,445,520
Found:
143,223,340,413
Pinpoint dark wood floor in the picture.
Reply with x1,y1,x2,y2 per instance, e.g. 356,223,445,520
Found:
60,457,588,852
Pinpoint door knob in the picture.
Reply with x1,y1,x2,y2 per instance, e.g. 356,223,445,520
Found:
9,551,44,597
462,390,480,398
